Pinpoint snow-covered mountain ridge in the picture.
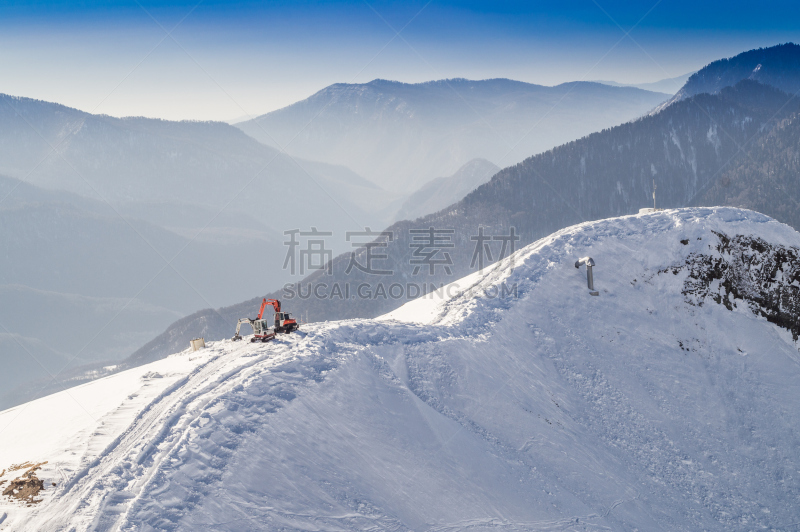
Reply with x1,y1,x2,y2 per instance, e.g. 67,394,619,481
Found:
2,207,800,530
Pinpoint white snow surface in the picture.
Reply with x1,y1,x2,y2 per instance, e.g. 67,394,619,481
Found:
2,207,800,531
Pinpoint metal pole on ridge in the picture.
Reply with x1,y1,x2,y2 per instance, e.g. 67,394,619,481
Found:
575,257,599,296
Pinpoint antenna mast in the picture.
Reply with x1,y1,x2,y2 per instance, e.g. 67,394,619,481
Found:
653,179,657,209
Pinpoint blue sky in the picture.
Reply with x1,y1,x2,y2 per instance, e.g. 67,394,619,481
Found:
0,0,796,120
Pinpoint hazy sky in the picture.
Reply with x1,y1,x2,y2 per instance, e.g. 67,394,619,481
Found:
1,0,796,121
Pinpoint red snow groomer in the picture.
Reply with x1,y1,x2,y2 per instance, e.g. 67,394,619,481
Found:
232,298,299,342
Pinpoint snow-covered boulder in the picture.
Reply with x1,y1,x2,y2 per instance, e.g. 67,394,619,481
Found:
2,207,800,531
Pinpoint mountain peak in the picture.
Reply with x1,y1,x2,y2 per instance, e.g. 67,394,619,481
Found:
655,42,800,113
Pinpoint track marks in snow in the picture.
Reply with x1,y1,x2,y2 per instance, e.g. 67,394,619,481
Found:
425,514,606,531
24,344,290,531
117,332,356,530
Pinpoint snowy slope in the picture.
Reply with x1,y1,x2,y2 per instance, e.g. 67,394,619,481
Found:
2,207,800,531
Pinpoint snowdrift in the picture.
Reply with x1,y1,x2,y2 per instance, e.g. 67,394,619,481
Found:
2,207,800,531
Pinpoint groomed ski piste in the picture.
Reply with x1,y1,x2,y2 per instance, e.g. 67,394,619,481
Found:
2,207,800,531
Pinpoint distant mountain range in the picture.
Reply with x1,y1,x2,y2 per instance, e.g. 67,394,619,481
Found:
236,79,669,193
592,72,694,94
0,94,399,242
134,44,800,365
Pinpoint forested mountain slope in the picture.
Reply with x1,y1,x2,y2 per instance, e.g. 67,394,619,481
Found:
655,42,800,112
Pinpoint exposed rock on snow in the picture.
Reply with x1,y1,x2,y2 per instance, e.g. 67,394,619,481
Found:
661,231,800,339
1,463,47,505
2,208,800,531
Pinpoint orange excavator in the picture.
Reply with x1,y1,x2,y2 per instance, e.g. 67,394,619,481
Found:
232,298,299,342
268,298,300,334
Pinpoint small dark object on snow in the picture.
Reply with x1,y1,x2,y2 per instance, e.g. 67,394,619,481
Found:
3,465,45,504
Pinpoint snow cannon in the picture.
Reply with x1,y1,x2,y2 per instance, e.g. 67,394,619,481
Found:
575,257,599,296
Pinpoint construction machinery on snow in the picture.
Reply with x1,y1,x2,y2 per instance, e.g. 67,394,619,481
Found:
232,298,299,342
